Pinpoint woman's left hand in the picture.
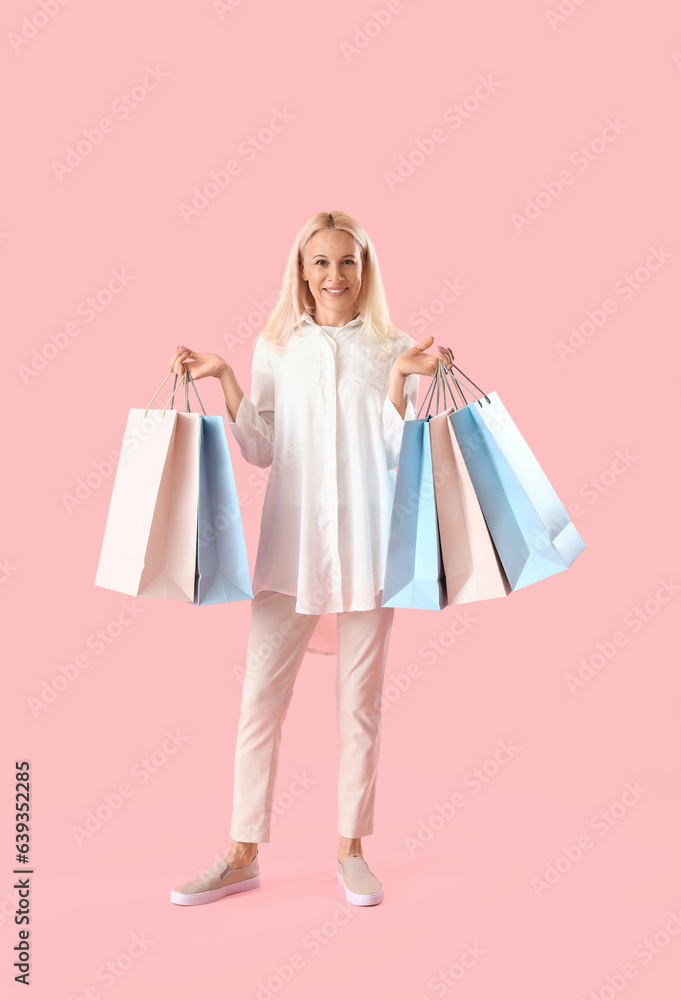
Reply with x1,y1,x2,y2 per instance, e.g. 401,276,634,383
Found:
393,335,451,378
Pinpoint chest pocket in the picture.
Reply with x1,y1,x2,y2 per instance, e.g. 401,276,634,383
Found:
346,342,391,392
279,346,321,392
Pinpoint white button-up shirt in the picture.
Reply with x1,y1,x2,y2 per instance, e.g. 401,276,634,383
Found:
225,310,419,614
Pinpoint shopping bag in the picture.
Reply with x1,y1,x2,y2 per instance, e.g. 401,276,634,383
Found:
429,364,511,605
95,370,253,605
381,374,447,610
442,360,586,591
195,414,253,605
94,406,199,601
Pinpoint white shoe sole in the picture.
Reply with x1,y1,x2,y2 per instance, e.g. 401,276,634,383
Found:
336,870,383,906
170,874,261,906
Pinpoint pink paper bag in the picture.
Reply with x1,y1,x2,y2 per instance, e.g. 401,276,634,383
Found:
429,408,511,606
95,408,200,602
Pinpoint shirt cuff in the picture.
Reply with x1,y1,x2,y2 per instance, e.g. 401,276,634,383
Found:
381,389,415,469
383,389,416,427
225,394,245,425
224,393,275,468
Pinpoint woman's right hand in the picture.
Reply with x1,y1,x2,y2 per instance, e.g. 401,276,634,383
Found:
167,345,228,380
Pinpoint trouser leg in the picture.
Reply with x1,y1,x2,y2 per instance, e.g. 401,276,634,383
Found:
336,599,395,838
230,590,319,844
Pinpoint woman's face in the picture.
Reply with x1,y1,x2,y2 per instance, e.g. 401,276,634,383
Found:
299,229,363,324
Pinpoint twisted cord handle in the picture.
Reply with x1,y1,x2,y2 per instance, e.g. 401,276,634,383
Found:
143,366,208,418
415,348,490,419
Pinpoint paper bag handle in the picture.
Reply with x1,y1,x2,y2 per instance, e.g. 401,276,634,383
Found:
438,348,490,407
164,370,207,416
439,363,481,409
417,358,471,418
144,368,207,418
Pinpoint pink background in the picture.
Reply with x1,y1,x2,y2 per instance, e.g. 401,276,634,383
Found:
3,1,680,997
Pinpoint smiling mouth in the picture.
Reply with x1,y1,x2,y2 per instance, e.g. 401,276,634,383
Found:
323,288,348,294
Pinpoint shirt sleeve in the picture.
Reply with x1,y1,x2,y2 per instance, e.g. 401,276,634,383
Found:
225,334,275,468
380,334,420,470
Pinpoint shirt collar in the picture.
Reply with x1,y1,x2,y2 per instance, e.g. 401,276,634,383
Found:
301,308,365,331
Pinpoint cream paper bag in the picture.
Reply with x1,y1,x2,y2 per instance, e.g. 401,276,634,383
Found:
429,399,511,606
95,407,200,602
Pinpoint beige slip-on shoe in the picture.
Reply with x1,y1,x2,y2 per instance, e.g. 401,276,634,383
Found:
337,856,384,906
170,851,260,906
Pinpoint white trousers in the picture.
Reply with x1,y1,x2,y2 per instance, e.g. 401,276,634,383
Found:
230,589,395,843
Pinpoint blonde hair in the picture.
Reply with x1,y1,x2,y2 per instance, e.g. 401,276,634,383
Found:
260,210,402,357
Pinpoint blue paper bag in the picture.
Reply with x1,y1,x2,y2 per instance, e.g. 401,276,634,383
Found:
381,418,447,610
195,415,254,605
449,391,585,591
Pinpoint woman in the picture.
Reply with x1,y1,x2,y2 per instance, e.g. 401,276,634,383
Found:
169,211,445,907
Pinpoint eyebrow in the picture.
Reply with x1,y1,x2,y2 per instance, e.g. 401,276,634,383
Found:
312,252,358,258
